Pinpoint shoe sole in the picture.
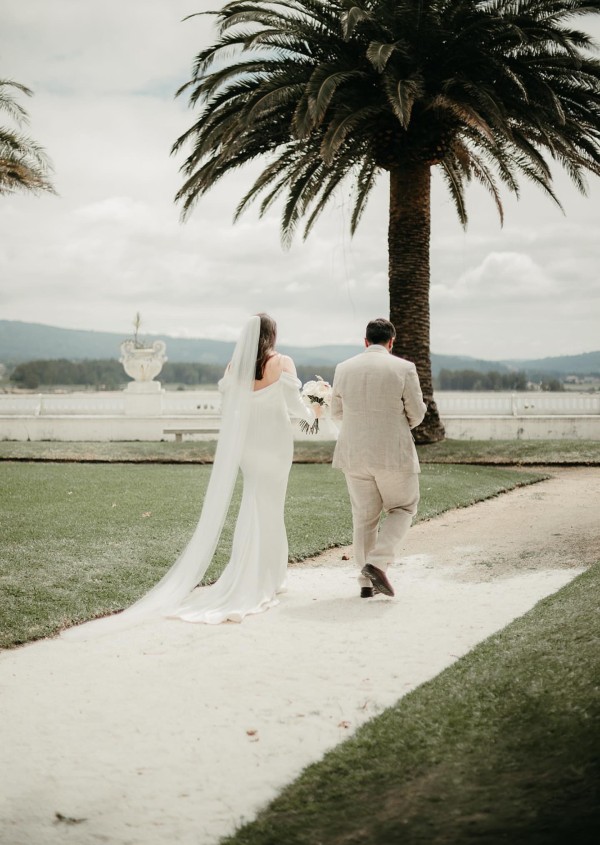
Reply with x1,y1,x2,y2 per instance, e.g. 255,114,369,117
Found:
361,565,395,597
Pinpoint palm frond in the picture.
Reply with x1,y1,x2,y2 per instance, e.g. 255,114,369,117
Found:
310,68,367,124
439,158,468,228
350,155,379,233
382,75,424,129
173,0,600,236
366,40,397,72
341,2,373,40
0,79,33,125
320,104,380,164
0,79,55,196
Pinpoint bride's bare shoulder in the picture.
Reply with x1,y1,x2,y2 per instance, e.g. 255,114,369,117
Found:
263,352,296,378
278,354,297,377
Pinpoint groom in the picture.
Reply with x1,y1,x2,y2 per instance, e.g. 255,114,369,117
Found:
331,318,427,598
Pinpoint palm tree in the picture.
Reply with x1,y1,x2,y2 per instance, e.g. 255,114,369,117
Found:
173,0,600,442
0,79,55,197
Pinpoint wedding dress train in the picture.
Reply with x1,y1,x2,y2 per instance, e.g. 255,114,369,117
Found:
173,372,309,624
61,317,314,640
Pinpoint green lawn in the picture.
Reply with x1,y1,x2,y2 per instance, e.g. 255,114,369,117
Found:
221,563,600,845
2,458,595,842
0,462,543,648
417,438,600,465
0,438,599,464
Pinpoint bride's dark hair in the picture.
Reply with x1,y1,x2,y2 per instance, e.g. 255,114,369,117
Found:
255,313,277,379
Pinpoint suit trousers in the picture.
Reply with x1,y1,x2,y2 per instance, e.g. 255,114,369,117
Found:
344,469,420,587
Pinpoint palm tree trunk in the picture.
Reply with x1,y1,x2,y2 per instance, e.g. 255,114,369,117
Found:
388,162,445,444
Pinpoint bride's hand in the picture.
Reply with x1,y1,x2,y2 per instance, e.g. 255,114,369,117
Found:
311,402,323,418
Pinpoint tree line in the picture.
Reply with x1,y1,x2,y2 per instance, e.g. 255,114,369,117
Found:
8,359,338,390
10,360,125,390
436,369,564,392
436,369,528,391
8,359,568,392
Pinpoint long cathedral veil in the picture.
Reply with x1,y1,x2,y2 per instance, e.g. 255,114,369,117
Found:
62,316,261,640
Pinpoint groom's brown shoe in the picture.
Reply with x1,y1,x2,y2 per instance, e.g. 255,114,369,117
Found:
361,564,395,597
360,585,383,598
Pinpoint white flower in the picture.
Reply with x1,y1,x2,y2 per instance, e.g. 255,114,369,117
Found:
301,375,332,404
299,375,333,434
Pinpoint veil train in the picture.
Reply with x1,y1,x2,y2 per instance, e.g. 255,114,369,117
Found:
61,316,261,640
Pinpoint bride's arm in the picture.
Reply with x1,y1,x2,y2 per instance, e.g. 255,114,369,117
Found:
279,356,319,423
217,362,232,393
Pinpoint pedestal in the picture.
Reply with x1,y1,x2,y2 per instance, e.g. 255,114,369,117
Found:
123,380,164,416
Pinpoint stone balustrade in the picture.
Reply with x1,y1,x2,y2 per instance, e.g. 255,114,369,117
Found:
0,390,598,441
435,391,600,416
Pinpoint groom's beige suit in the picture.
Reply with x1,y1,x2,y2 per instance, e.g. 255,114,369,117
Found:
331,343,427,588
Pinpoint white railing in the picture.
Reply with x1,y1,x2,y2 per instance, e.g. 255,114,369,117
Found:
0,390,221,416
38,393,126,416
1,390,598,418
435,391,600,416
0,395,45,415
0,390,598,441
0,390,600,416
162,392,221,415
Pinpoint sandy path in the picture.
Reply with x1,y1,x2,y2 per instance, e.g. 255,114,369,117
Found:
0,467,598,845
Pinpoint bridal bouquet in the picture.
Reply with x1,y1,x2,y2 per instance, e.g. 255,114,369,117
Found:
299,375,332,434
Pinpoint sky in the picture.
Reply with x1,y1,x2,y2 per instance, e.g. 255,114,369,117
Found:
1,0,599,360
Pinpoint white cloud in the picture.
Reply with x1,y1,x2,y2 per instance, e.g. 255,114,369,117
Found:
1,0,599,360
433,252,555,303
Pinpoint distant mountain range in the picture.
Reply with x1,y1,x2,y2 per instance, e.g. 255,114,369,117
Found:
1,320,599,377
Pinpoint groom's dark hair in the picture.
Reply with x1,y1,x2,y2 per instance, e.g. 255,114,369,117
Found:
366,318,396,345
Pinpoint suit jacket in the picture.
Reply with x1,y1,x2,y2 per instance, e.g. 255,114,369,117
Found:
331,344,427,474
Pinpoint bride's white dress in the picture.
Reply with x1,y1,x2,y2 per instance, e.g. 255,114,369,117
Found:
172,372,311,624
60,319,316,641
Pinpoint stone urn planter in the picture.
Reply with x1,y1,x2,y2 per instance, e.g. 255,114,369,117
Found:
120,339,167,391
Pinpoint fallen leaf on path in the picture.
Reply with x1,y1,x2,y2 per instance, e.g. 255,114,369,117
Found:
54,812,86,825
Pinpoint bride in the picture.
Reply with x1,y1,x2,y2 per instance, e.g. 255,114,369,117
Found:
62,313,318,639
